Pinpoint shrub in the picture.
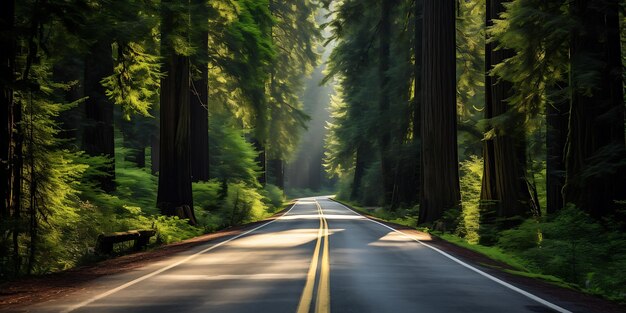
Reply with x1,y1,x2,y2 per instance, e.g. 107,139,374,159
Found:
262,184,285,210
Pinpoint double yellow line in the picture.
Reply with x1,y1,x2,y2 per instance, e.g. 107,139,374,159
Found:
296,200,330,313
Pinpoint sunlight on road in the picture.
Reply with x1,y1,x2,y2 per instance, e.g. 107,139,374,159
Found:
281,214,364,221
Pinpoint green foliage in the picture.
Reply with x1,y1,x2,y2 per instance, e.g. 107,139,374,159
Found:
261,184,285,209
102,42,163,119
223,182,273,225
208,113,261,186
457,156,483,244
499,206,626,300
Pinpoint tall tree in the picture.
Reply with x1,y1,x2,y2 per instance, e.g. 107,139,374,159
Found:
157,0,196,224
479,0,534,222
564,0,626,218
419,0,460,224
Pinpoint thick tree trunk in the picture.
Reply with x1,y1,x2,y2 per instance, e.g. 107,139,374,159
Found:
564,0,626,218
378,0,395,208
83,40,115,192
189,0,209,182
479,0,533,223
419,0,460,225
157,0,196,224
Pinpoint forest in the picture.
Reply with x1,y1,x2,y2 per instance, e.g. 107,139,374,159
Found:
1,0,626,306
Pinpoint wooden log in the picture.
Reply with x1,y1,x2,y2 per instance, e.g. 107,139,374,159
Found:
134,229,156,251
95,230,156,255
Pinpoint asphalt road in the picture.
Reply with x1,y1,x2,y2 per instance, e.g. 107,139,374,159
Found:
27,196,575,313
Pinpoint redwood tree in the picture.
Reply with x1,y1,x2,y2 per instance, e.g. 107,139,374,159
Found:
564,0,626,218
157,0,196,224
479,0,534,222
419,0,460,224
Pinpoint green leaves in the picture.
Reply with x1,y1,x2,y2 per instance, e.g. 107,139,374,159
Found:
102,42,162,119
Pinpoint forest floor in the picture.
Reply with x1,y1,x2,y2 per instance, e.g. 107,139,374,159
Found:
1,200,625,313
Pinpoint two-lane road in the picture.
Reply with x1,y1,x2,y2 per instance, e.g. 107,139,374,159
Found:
28,197,573,313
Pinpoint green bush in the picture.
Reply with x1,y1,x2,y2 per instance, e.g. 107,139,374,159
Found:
262,184,285,209
498,205,626,301
457,155,483,243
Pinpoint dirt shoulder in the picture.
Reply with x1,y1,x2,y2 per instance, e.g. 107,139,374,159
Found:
0,205,293,311
333,199,626,313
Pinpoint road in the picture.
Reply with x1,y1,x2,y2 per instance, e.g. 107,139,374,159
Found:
27,197,573,313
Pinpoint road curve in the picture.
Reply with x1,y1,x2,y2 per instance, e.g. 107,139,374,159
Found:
26,196,576,313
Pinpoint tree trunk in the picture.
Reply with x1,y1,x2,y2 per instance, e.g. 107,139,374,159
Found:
157,0,196,224
189,0,209,182
83,40,115,192
564,0,626,218
419,0,460,224
479,0,533,223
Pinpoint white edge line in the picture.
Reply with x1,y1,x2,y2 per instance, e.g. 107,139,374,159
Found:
61,202,300,313
327,198,572,313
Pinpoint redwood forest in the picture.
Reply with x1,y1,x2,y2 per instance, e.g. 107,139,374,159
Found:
1,0,626,312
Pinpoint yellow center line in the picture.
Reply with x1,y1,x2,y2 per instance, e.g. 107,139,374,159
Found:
296,203,324,313
315,200,330,313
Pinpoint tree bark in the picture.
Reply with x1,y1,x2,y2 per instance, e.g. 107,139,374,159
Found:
157,0,196,224
419,0,461,224
479,0,534,223
83,40,116,192
564,0,626,218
